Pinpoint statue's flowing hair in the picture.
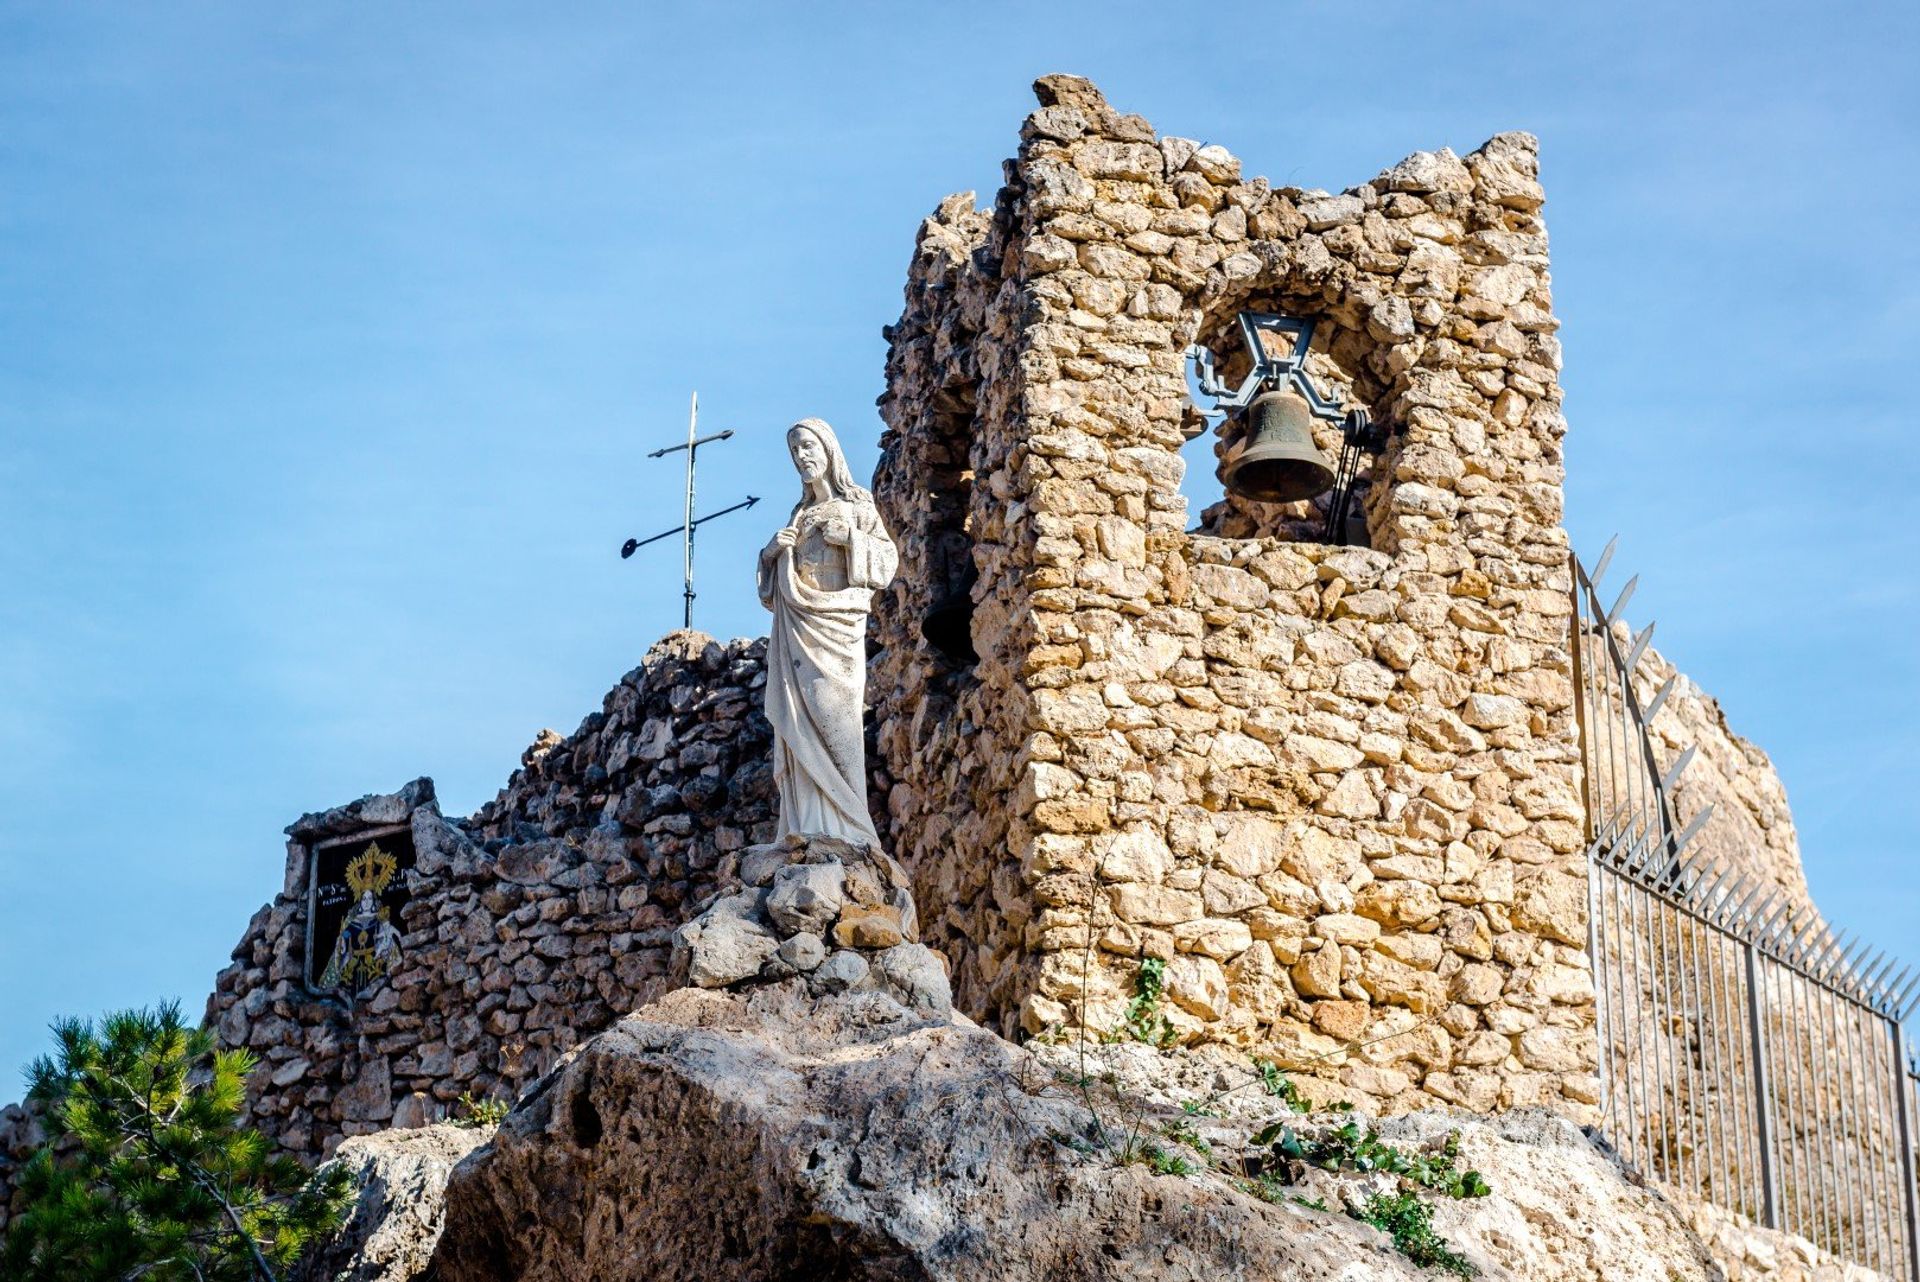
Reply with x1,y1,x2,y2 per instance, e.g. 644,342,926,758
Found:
787,418,873,518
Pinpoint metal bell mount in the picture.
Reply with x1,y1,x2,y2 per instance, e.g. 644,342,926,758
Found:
1186,312,1389,544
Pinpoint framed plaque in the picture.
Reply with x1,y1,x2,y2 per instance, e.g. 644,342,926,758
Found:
304,824,416,998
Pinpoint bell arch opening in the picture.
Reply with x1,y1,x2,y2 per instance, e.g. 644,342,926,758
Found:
1181,283,1398,549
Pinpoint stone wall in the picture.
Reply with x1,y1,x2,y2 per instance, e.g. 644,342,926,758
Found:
868,179,1038,1027
1637,642,1812,908
200,630,774,1157
0,1105,42,1240
871,75,1594,1118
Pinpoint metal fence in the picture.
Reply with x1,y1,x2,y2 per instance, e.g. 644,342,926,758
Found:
1571,542,1920,1280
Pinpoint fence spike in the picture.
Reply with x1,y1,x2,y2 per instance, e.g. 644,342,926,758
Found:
1590,535,1619,587
1888,968,1920,1018
1858,947,1891,988
1870,965,1901,1012
1722,878,1768,929
1772,905,1814,958
1700,865,1749,921
1799,916,1837,967
1785,911,1823,959
1738,882,1773,921
1615,821,1657,874
1658,745,1697,796
1672,842,1717,882
1673,846,1721,900
1740,883,1780,930
1827,932,1864,981
1605,575,1639,626
1872,954,1908,1002
1834,936,1876,989
1691,857,1733,901
1850,942,1893,1001
1642,673,1679,723
1593,820,1629,869
1726,870,1764,910
1753,896,1792,946
1640,833,1679,882
1626,622,1657,670
1668,804,1714,860
1859,949,1898,1000
1883,969,1920,1020
1803,921,1840,960
1811,928,1851,979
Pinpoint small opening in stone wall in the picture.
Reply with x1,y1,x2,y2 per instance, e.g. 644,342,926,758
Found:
1183,299,1383,548
918,382,980,679
1177,397,1230,536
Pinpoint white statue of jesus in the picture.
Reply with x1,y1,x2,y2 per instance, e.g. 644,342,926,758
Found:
757,418,898,849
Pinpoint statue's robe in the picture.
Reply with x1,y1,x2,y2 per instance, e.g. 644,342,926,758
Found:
320,901,401,994
757,496,897,849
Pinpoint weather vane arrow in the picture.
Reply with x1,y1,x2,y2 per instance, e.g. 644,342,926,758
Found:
619,391,758,630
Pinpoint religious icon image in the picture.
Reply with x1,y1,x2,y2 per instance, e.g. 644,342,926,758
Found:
306,830,415,998
757,417,898,849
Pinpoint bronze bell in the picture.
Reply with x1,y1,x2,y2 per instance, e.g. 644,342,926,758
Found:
1221,387,1338,504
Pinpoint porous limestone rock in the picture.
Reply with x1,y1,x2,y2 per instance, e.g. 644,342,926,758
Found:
422,980,1743,1282
294,1122,490,1282
673,891,780,988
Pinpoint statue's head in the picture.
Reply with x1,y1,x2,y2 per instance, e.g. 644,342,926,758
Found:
787,419,872,508
788,423,829,484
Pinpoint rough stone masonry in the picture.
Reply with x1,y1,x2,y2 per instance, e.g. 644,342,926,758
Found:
868,73,1593,1118
196,632,780,1159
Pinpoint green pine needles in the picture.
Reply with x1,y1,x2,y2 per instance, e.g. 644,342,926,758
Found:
0,1001,354,1282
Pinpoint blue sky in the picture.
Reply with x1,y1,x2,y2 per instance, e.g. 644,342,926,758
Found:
1,2,1915,1084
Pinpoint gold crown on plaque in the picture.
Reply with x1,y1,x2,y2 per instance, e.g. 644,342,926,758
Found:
344,842,399,897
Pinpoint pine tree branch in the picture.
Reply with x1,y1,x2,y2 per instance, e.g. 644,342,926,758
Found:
122,1069,280,1282
186,1166,279,1282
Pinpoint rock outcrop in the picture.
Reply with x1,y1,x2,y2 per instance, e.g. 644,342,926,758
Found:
420,978,1735,1282
294,1123,490,1282
0,1102,48,1241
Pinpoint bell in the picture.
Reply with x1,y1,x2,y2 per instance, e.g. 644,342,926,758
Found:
1221,387,1337,504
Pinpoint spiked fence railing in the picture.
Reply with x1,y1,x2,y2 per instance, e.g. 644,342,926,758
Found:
1572,542,1920,1280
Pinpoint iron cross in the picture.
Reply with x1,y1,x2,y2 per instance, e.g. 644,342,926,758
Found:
620,392,759,629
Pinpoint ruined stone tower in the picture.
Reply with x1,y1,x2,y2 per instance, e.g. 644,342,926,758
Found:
868,75,1593,1117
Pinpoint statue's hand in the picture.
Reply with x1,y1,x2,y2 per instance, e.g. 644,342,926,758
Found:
772,526,798,552
821,516,851,546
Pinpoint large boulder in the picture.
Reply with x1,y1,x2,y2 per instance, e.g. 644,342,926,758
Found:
425,980,1729,1282
294,1122,491,1282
